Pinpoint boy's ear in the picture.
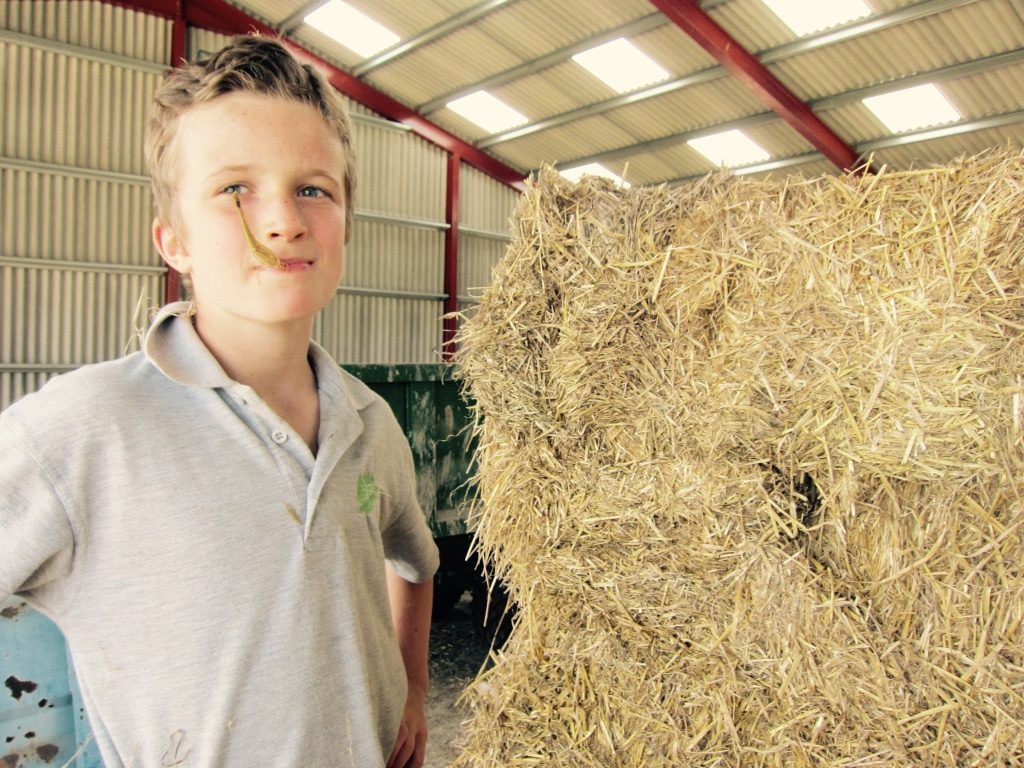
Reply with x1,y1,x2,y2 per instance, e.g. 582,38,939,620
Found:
152,218,190,274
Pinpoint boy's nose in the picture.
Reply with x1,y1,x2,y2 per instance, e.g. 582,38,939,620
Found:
263,197,307,241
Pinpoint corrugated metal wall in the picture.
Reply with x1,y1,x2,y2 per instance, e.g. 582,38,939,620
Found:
325,100,449,363
0,1,167,413
458,163,517,317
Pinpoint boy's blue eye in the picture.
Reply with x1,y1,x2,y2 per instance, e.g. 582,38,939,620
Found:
222,184,243,195
298,186,327,198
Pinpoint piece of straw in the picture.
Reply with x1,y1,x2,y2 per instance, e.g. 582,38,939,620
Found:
232,190,284,269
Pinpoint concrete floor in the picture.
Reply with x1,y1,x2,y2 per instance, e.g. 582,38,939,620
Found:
424,597,491,768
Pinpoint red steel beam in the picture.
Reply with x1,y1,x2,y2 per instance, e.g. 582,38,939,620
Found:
299,51,526,190
442,152,461,361
106,0,179,17
163,0,188,304
648,0,865,173
114,0,526,190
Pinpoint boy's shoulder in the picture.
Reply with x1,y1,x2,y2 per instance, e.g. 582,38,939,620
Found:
5,352,157,423
0,351,181,467
0,357,162,496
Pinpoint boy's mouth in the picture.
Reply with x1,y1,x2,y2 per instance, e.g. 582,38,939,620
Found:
274,259,314,273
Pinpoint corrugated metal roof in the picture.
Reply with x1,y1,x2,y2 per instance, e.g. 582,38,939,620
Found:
707,0,803,51
219,0,1024,185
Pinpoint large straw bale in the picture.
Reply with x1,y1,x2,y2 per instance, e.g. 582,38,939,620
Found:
453,149,1024,767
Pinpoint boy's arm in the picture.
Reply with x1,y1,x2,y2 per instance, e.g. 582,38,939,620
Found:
0,413,74,601
385,566,434,768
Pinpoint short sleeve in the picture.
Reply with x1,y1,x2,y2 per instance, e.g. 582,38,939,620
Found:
0,408,75,602
377,413,440,584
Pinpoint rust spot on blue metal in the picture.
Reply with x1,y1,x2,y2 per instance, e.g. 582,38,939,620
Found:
0,604,24,620
3,677,37,701
36,744,60,763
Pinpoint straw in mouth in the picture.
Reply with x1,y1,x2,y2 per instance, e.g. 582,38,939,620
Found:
232,191,285,270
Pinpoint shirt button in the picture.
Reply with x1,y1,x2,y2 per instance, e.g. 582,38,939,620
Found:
271,429,288,444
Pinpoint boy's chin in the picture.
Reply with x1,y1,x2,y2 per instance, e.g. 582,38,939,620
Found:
267,301,330,323
243,296,331,326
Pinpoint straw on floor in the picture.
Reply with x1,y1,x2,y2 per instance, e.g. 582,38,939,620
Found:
453,149,1024,767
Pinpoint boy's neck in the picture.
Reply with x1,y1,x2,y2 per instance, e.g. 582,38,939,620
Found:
193,311,322,452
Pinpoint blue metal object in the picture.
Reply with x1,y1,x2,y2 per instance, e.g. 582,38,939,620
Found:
0,597,82,767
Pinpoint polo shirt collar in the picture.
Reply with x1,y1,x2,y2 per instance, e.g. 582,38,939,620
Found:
144,302,234,388
143,302,376,412
307,341,376,413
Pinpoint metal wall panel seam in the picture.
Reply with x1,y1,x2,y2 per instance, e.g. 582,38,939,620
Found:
0,364,71,375
336,286,446,301
0,28,167,73
459,226,512,241
0,366,84,376
351,112,412,131
0,256,166,274
345,224,444,289
1,157,149,184
354,209,450,230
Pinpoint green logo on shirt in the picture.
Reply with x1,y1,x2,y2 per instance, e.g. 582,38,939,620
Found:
357,473,378,514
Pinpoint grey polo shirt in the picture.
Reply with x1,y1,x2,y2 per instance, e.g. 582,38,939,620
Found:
0,303,440,767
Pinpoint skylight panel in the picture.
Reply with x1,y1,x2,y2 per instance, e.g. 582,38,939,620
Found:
446,91,528,134
761,0,871,36
572,38,669,94
688,130,771,168
559,163,630,187
304,1,400,58
862,84,961,133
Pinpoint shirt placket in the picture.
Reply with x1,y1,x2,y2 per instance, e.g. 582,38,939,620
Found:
222,384,314,529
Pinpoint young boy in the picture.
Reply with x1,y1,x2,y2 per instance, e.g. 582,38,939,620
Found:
0,35,438,768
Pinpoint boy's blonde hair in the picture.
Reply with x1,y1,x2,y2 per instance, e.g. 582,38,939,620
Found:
145,35,356,242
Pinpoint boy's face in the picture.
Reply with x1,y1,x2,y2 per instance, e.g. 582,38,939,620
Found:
153,92,347,329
